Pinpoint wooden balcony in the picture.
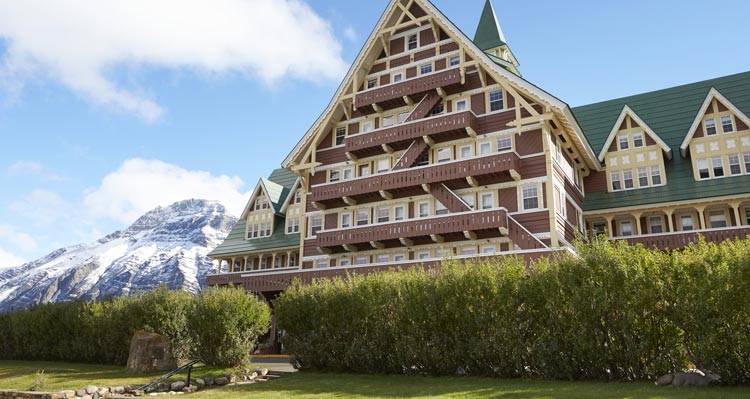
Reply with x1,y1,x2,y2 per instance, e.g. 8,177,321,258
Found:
346,111,477,158
612,226,750,250
354,68,462,109
315,209,508,251
309,152,521,206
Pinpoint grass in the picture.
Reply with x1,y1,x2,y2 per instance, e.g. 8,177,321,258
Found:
1,361,748,398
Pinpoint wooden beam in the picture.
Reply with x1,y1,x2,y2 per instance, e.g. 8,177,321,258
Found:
370,241,385,250
291,161,322,171
372,103,383,113
399,237,414,246
499,80,540,118
499,227,509,236
382,144,394,154
345,152,358,162
403,95,414,106
421,183,430,193
466,126,477,138
466,176,479,187
422,135,435,146
379,35,390,57
510,169,521,181
343,244,358,252
436,87,447,99
340,101,351,121
387,15,430,34
430,234,444,243
319,247,332,255
343,196,357,206
312,201,326,210
463,231,477,240
429,17,439,41
379,190,393,200
396,0,418,25
478,68,486,87
506,112,554,128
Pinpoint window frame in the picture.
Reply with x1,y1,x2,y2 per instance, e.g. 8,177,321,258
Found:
488,90,504,112
618,134,630,151
356,209,369,226
632,131,644,148
709,210,728,228
436,147,451,163
680,215,694,231
704,118,717,136
637,167,649,187
340,212,352,229
521,185,540,210
479,141,492,155
650,165,662,186
496,136,512,152
711,156,724,177
480,192,494,210
649,216,663,234
376,206,390,223
309,216,322,237
619,220,633,237
454,98,468,112
329,169,340,183
449,56,460,67
721,115,734,133
394,205,406,221
459,144,473,160
417,201,430,218
728,154,742,175
366,78,378,89
419,63,433,75
610,171,621,191
622,170,634,189
334,126,346,146
407,33,418,50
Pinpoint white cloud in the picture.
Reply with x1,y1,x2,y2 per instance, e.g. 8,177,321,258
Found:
0,247,25,269
84,158,250,224
9,189,67,226
6,161,66,181
0,0,347,121
0,224,37,252
343,26,357,43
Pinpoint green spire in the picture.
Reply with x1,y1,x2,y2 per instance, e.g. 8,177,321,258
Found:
473,0,506,51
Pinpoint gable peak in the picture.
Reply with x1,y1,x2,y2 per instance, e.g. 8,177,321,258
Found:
473,0,519,71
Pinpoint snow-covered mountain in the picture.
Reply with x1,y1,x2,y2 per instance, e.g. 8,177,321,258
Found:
0,199,236,313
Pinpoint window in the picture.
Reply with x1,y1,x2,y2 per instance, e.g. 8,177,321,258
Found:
479,142,492,155
398,112,409,124
289,253,298,267
343,168,353,180
728,154,742,175
434,248,443,258
376,254,390,263
376,158,390,173
697,158,710,179
394,206,406,221
417,251,430,260
315,260,328,269
286,218,300,234
437,148,451,163
480,192,494,210
460,246,477,255
367,78,377,89
339,258,350,267
610,172,622,191
522,186,539,210
295,191,302,203
359,164,370,177
394,254,406,262
355,256,369,265
623,170,634,189
554,187,566,217
407,34,418,50
497,137,512,152
489,90,503,112
420,64,433,75
335,127,346,146
356,209,369,226
309,216,322,236
638,167,649,187
431,103,444,115
435,201,448,215
455,99,468,112
633,131,644,148
377,207,390,223
418,202,430,218
704,118,717,136
382,115,394,128
721,115,734,133
744,153,750,174
649,216,663,234
329,170,340,183
745,208,750,225
254,200,260,211
619,221,633,237
709,210,727,228
481,245,496,254
618,134,629,150
650,166,662,185
712,156,724,177
392,72,403,83
341,213,351,228
459,145,473,159
461,194,475,210
680,215,694,231
361,121,374,133
449,56,460,66
591,222,607,236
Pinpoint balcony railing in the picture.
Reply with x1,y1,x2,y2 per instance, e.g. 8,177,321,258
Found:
354,68,462,109
611,226,750,249
310,152,521,204
315,208,508,250
346,111,477,157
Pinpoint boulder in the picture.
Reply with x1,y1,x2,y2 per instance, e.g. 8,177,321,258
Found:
156,383,169,393
75,389,87,397
85,386,98,395
193,378,205,388
203,376,214,386
126,331,178,374
111,387,125,395
214,377,229,386
82,395,92,399
170,382,186,391
60,390,76,399
256,368,269,377
181,386,198,394
97,388,109,397
248,372,258,381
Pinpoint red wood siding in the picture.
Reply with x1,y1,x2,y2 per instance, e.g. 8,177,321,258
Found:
440,42,459,54
435,58,446,71
325,213,337,230
585,170,608,193
391,37,404,54
316,148,348,165
471,93,485,115
498,187,517,212
419,29,435,46
516,130,543,155
414,48,435,62
370,62,386,74
520,155,547,178
512,210,550,234
737,118,749,131
391,55,410,68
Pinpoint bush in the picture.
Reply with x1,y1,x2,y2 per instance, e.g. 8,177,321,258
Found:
0,285,270,367
277,237,750,384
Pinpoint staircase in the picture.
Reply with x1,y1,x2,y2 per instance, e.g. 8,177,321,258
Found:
393,139,430,170
507,215,548,250
429,183,471,213
406,91,443,122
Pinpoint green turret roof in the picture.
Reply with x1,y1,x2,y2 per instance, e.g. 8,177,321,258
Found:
473,0,506,51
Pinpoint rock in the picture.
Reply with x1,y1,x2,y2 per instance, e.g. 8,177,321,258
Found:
82,395,92,399
156,383,170,393
181,386,198,394
85,386,98,395
214,377,229,386
170,382,186,391
149,393,158,397
203,376,214,386
75,389,87,397
97,388,109,397
132,390,145,397
125,331,178,374
193,378,205,388
248,372,258,381
61,390,77,399
256,368,269,377
92,392,99,399
112,386,125,395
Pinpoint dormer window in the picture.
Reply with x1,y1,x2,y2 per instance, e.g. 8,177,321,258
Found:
622,170,634,189
697,159,710,179
721,115,734,133
610,172,621,191
618,134,629,150
704,118,717,136
407,34,418,50
712,156,724,177
632,131,644,148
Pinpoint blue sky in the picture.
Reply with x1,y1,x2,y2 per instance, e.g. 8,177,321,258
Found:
0,0,748,267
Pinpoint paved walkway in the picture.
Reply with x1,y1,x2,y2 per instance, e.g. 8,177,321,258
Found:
251,356,297,373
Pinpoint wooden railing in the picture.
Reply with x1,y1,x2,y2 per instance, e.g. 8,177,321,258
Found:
316,209,508,249
507,215,547,250
429,183,471,213
392,139,429,170
612,226,750,249
354,68,461,109
310,152,520,203
346,111,477,155
406,91,442,122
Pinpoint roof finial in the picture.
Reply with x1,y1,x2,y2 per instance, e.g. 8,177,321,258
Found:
473,0,506,50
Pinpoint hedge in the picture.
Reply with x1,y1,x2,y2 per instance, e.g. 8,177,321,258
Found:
0,286,271,367
276,237,750,383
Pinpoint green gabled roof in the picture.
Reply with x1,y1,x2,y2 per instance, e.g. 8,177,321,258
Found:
473,0,506,50
265,168,298,214
209,217,300,258
573,71,750,211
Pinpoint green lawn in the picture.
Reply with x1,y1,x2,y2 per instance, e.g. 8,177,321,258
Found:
1,361,748,399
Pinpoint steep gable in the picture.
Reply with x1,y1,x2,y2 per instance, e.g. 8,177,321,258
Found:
680,87,750,156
